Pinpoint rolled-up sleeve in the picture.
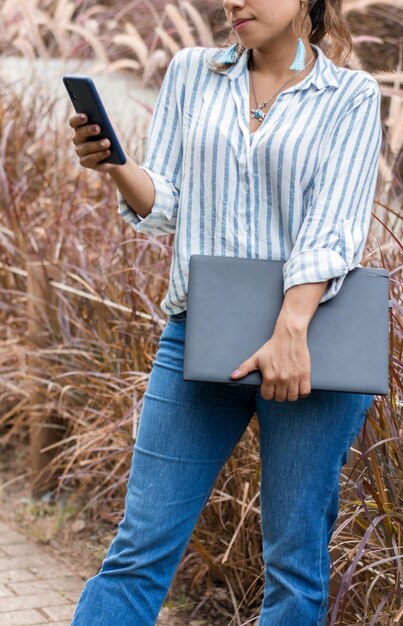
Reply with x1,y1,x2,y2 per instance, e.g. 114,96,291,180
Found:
117,49,185,235
282,78,382,304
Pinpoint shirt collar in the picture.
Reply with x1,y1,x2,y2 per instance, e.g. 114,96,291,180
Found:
210,43,339,91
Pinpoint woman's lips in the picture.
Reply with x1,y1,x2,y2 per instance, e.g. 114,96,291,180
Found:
234,19,254,31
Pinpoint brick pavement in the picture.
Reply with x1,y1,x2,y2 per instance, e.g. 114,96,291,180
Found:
0,519,83,625
0,518,208,626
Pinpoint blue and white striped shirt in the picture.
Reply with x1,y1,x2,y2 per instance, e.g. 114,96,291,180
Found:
117,43,382,317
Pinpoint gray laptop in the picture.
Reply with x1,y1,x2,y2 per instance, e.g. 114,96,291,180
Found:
182,254,390,395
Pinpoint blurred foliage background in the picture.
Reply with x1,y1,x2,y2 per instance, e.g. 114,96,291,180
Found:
0,1,402,625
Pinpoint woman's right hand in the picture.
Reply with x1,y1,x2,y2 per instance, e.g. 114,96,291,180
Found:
68,113,125,174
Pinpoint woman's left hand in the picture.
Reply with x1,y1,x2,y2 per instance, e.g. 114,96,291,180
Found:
230,325,312,402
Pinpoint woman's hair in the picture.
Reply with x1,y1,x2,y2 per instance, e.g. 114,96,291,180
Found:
207,0,352,72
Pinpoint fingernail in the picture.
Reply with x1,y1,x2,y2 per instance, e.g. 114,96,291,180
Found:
79,114,86,121
231,369,241,376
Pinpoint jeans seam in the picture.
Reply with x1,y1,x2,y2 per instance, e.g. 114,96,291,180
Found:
317,404,365,624
317,476,339,626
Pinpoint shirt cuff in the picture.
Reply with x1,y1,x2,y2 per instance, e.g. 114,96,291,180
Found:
117,187,144,226
116,166,177,235
283,248,350,304
283,217,358,304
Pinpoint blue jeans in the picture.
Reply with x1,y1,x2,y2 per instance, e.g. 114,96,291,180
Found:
70,313,373,626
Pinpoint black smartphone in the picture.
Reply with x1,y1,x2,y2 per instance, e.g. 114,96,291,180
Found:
63,74,126,166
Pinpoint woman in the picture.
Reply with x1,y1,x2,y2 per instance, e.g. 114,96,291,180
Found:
69,1,381,624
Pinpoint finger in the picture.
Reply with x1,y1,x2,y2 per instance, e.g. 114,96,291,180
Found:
79,148,111,168
274,382,288,403
74,123,102,147
69,113,88,129
230,354,256,378
299,378,311,398
92,158,120,173
260,379,275,401
287,382,300,402
77,136,109,159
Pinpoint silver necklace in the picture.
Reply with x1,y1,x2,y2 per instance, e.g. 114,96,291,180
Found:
249,51,315,123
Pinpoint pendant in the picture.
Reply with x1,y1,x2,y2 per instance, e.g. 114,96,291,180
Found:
251,108,265,123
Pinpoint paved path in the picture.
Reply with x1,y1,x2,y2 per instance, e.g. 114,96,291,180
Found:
0,519,82,625
0,519,185,626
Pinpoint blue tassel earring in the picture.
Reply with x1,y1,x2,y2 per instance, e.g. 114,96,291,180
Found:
288,36,306,70
217,43,239,65
288,5,311,71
